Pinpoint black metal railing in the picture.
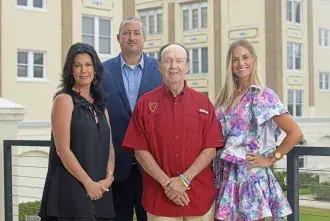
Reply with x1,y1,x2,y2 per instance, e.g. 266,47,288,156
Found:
3,141,330,221
3,140,50,221
287,146,330,221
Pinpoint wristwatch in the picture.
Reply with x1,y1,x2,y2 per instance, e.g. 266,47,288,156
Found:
274,152,282,160
271,152,282,163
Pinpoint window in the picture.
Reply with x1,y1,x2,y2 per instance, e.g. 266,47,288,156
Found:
288,90,303,117
181,2,207,31
17,0,45,9
146,51,158,60
187,48,208,75
17,51,46,80
319,72,330,91
139,8,163,35
298,156,305,168
287,42,302,71
297,140,306,168
82,16,112,55
286,0,301,24
318,28,330,47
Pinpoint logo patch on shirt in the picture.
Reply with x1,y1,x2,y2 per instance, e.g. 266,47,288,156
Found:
198,109,209,115
149,102,158,112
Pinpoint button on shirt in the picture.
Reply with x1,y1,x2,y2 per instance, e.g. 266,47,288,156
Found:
120,54,144,112
122,82,224,217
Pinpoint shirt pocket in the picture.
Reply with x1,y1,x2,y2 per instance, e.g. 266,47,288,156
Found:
143,114,169,146
185,113,205,147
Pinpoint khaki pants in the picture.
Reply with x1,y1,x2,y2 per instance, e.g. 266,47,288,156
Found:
147,202,215,221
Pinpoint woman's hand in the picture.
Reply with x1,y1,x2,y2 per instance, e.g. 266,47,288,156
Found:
246,152,273,169
84,180,109,201
98,176,114,191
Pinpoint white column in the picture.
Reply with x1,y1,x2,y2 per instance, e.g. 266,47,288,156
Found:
0,98,26,221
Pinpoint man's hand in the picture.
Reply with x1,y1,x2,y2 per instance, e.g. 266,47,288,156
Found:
172,192,190,206
164,177,188,200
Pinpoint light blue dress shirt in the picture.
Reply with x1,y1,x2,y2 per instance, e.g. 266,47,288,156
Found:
120,54,144,112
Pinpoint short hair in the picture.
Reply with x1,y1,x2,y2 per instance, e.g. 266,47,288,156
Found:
118,16,146,35
158,43,190,63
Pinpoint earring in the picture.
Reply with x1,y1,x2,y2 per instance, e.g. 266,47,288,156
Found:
70,75,75,85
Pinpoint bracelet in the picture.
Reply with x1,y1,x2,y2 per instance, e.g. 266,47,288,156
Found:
106,171,114,179
179,174,191,189
179,177,190,189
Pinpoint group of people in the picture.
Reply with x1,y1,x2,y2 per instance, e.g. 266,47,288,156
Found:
38,16,303,221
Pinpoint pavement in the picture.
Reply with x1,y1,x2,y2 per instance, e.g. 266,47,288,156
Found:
299,194,330,209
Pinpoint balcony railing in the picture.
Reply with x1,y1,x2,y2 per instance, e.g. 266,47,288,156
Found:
3,140,50,221
3,140,330,221
286,146,330,221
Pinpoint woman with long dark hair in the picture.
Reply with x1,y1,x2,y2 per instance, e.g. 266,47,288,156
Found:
39,42,115,221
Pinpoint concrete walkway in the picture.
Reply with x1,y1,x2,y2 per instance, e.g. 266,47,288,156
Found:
299,194,330,209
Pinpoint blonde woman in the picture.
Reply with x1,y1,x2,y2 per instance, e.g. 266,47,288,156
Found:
213,39,303,221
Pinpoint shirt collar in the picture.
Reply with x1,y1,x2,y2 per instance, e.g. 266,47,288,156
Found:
120,53,144,70
162,80,188,98
248,82,262,92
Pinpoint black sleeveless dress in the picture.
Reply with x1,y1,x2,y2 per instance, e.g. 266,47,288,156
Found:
39,90,115,220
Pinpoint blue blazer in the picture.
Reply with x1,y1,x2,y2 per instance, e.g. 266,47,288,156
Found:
102,53,162,182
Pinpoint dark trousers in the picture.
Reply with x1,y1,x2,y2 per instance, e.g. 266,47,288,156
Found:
112,164,146,221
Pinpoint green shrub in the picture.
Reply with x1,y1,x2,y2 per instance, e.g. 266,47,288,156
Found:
19,201,41,221
311,181,330,201
299,172,320,188
273,170,287,190
272,171,320,191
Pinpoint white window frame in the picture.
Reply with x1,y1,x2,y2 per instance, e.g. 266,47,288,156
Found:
288,90,303,117
287,42,302,71
17,50,47,82
187,47,208,75
286,0,302,24
318,28,330,48
319,72,330,92
146,51,159,60
82,16,113,57
16,0,47,11
181,2,208,31
139,8,163,35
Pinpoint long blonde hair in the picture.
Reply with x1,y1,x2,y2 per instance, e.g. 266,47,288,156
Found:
214,39,263,111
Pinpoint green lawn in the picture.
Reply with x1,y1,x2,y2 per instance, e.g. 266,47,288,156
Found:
284,187,313,196
282,207,330,221
299,188,313,195
298,207,330,221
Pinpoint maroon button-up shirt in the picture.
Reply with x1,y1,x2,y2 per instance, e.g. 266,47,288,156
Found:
122,83,224,216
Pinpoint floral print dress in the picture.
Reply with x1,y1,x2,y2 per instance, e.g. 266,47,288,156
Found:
213,85,292,221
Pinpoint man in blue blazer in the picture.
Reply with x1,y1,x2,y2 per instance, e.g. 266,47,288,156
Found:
103,17,162,221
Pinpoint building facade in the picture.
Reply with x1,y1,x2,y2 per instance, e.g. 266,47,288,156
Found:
0,0,123,122
132,0,330,119
1,0,330,122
